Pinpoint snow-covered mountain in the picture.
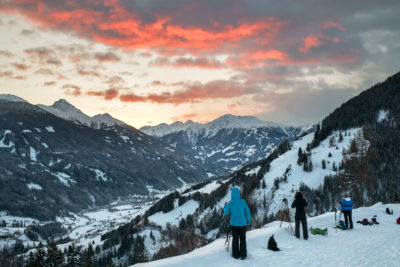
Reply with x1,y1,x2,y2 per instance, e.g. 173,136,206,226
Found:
137,203,400,267
37,99,125,129
0,96,226,220
0,94,27,103
141,114,309,171
93,71,400,266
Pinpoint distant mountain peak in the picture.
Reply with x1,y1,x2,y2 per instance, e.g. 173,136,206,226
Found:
140,114,286,138
37,99,126,129
0,94,28,103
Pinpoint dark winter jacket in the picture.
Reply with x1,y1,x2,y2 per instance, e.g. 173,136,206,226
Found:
223,187,251,227
341,197,353,211
291,196,308,220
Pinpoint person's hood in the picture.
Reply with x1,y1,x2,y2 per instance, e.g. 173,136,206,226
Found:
231,187,240,199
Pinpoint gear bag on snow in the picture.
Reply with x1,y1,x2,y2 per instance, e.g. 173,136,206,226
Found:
397,217,400,225
337,220,347,230
386,208,393,215
267,235,280,251
310,227,328,235
357,218,370,225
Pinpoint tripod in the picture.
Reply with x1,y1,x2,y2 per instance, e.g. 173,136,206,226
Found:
279,198,295,235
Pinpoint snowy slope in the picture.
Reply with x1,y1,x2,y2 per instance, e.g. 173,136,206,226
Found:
137,203,400,267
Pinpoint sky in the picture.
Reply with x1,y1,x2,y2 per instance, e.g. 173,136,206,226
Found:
0,0,399,128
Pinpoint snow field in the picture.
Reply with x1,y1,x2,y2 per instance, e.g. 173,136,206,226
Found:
137,203,400,267
253,128,364,218
149,200,199,229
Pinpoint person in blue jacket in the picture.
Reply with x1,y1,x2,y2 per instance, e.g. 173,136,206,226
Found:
341,194,353,229
224,187,251,260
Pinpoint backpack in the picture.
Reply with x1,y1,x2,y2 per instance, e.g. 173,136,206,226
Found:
268,235,280,251
397,217,400,225
310,227,328,235
337,220,347,230
357,218,370,225
386,208,393,215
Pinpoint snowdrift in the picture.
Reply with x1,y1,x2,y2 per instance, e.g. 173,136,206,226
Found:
136,203,400,267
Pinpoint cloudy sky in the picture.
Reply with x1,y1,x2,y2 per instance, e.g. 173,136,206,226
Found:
0,0,399,128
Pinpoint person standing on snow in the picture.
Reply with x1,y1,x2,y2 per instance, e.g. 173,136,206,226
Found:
224,187,251,260
341,194,353,229
291,191,308,240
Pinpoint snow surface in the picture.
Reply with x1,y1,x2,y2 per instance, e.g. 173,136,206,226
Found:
149,200,199,229
137,203,400,267
0,130,14,148
29,146,37,161
45,126,55,132
377,110,389,123
27,183,42,190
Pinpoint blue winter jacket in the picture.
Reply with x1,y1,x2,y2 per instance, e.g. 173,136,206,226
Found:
341,197,353,211
223,187,251,227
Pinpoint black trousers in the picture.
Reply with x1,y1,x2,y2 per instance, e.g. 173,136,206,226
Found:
343,210,353,229
231,226,247,258
295,218,308,240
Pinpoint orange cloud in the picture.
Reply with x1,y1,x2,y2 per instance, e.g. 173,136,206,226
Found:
170,114,198,122
43,81,56,86
87,89,119,100
0,1,284,54
119,80,258,105
299,35,322,53
11,63,30,71
322,19,346,32
226,49,289,68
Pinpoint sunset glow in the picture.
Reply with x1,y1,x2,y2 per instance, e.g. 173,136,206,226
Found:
0,0,399,127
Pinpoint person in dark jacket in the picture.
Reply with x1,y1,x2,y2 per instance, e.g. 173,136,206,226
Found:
291,191,308,240
341,194,353,229
223,187,251,259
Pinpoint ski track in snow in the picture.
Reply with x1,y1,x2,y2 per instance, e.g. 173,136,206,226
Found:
137,203,400,267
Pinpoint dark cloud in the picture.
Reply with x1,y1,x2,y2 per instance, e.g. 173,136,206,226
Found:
119,79,262,105
78,69,100,77
0,71,13,78
149,56,225,69
62,84,81,96
43,81,56,86
46,58,62,66
11,63,30,71
34,69,54,75
87,88,119,100
0,50,14,57
256,87,362,125
24,47,53,58
94,52,120,62
20,29,39,37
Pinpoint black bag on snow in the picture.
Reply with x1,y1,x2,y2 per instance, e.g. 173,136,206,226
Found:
268,234,280,251
386,208,393,215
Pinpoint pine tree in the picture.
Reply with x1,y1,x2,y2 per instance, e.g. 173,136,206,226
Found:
82,244,95,267
130,236,149,265
45,239,63,267
66,242,82,266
